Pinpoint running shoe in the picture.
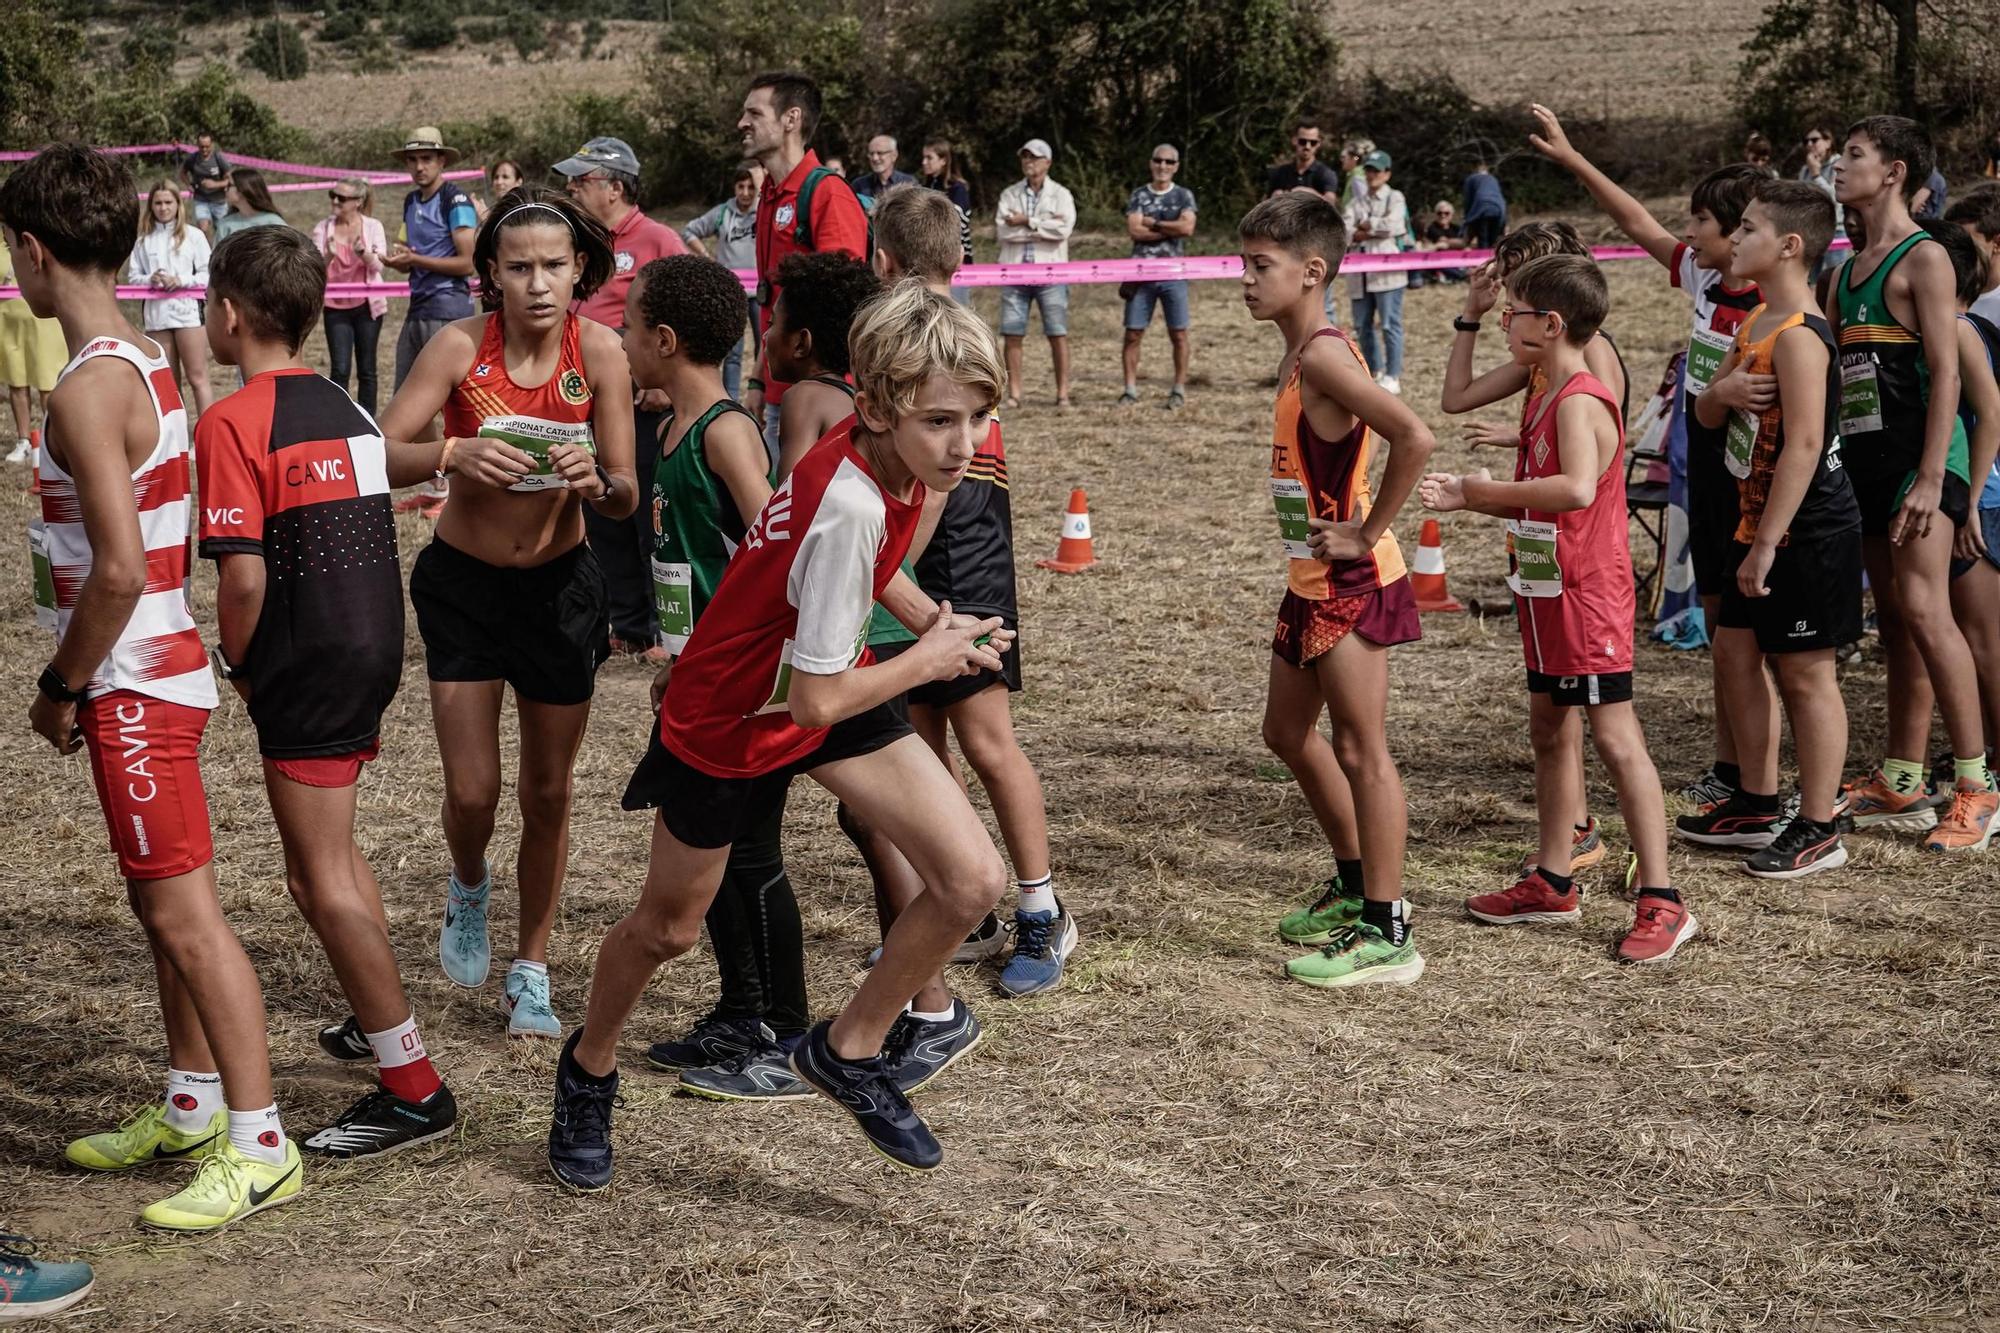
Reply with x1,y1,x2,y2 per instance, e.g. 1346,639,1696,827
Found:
1844,772,1941,832
317,1014,373,1064
788,1020,942,1172
1375,373,1402,396
1678,767,1737,809
882,1000,983,1094
1164,388,1186,412
1616,893,1698,964
503,963,561,1039
3,438,29,465
1464,871,1580,925
1116,388,1140,407
1518,816,1607,877
1284,923,1425,989
140,1140,302,1232
1277,875,1360,945
1674,793,1782,849
645,1013,772,1071
548,1029,620,1192
301,1083,457,1159
1924,782,1999,853
0,1233,94,1323
863,911,1008,969
678,1038,814,1102
65,1103,224,1172
1744,817,1848,879
438,865,491,988
998,900,1077,997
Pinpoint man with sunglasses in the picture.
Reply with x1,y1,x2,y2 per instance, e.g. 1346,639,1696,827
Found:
1267,122,1341,204
1120,144,1197,410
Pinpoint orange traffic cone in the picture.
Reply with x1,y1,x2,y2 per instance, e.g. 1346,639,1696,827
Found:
27,428,39,495
1036,488,1098,573
1410,518,1463,612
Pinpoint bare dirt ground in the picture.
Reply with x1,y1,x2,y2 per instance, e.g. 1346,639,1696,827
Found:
2,226,1996,1331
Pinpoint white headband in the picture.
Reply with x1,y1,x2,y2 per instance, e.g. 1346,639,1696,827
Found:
497,201,575,235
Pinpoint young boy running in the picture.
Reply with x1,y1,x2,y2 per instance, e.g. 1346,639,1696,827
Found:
1238,192,1431,989
1529,104,1775,814
4,144,300,1229
195,225,458,1155
549,283,1014,1186
1829,116,1997,850
1423,256,1691,962
1688,181,1862,877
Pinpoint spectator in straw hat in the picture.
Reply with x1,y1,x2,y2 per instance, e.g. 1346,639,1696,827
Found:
383,126,477,512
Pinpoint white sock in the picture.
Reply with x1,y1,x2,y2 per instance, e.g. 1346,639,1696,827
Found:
364,1012,427,1070
163,1068,223,1132
1016,874,1056,916
906,1001,956,1024
227,1105,287,1165
509,958,547,978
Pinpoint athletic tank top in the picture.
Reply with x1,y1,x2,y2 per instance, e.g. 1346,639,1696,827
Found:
33,336,216,709
1510,371,1633,677
1724,307,1858,544
1964,312,2000,510
1834,231,1970,483
1271,327,1408,599
440,312,595,493
650,397,768,655
1526,330,1630,437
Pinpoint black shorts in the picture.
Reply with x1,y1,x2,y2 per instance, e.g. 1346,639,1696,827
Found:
621,697,913,849
1853,469,1972,538
871,630,1023,710
410,537,609,706
1716,532,1863,654
1687,436,1741,598
1525,670,1634,707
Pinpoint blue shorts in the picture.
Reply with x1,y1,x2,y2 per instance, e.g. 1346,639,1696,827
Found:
1123,280,1189,331
999,284,1068,338
191,197,229,226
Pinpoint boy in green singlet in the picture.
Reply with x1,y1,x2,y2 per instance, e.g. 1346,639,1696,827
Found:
1830,115,1998,852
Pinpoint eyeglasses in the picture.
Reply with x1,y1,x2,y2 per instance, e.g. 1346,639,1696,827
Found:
329,192,362,202
1152,157,1178,165
1499,304,1563,332
1293,137,1320,147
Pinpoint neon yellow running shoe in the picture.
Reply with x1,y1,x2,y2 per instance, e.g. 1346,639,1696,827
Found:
140,1141,302,1232
65,1104,224,1172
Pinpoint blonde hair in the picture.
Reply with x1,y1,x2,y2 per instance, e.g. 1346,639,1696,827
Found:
1342,137,1374,160
871,184,962,284
139,179,189,251
850,280,1002,423
335,177,374,213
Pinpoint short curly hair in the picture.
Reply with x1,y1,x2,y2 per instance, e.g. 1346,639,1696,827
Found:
775,251,881,376
633,254,749,367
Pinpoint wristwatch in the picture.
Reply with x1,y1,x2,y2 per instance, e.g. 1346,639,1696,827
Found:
37,664,84,704
591,464,616,502
1452,316,1482,333
210,645,247,682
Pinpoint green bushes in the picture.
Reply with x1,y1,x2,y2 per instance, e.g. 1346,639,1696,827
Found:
242,18,310,80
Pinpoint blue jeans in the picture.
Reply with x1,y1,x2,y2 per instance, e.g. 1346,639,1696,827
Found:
998,284,1069,337
1351,287,1404,378
1123,280,1189,331
723,330,745,400
322,305,383,415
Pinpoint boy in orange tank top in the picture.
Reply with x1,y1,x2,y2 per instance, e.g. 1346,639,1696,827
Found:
1238,193,1432,989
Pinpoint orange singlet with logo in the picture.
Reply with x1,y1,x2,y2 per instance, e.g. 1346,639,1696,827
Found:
442,311,594,443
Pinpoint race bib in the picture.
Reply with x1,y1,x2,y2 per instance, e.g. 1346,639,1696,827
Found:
651,558,692,655
478,415,595,493
28,513,56,632
1724,409,1758,481
1272,477,1313,560
1686,326,1733,398
1839,354,1884,436
755,622,870,717
1505,518,1562,598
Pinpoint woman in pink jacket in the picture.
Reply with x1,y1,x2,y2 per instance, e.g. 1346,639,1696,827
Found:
310,178,389,413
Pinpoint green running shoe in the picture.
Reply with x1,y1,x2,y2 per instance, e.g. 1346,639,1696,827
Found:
1276,876,1361,945
65,1103,224,1172
1285,923,1425,989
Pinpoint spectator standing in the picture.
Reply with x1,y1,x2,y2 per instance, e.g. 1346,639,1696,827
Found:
309,177,388,414
823,155,847,177
0,233,68,460
1344,149,1409,394
1339,139,1375,209
680,164,762,397
554,134,688,661
126,180,215,420
1461,158,1507,249
920,139,975,264
471,158,524,223
215,168,287,241
852,134,916,207
996,137,1077,407
1913,165,1947,220
1266,121,1341,202
1119,143,1196,410
180,131,229,237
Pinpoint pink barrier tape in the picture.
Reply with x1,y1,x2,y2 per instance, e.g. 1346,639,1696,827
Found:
130,170,486,201
0,143,181,161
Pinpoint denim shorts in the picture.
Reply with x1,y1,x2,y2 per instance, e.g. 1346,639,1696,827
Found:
1123,280,1189,331
999,284,1069,337
191,197,229,226
1949,505,2000,580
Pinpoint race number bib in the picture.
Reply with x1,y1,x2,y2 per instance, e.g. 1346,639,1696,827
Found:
1685,326,1733,398
28,512,56,632
1505,518,1562,598
1838,354,1884,436
1272,477,1313,560
477,416,595,493
651,558,692,655
1724,410,1758,480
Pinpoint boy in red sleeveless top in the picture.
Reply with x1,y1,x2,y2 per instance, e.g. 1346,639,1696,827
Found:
1238,193,1432,989
1423,256,1693,963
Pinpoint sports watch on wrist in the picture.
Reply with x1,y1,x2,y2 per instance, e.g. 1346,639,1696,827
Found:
37,664,84,704
209,645,246,682
1452,316,1482,333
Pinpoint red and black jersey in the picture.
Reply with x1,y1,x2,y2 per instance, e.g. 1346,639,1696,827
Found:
196,368,403,758
913,419,1016,622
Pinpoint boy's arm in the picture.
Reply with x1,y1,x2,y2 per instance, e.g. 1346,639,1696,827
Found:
881,487,952,632
775,389,831,482
1744,326,1830,562
1440,263,1529,412
705,410,775,532
1891,244,1965,544
1461,397,1605,514
1693,344,1753,429
1299,339,1434,562
1527,103,1678,268
1958,321,2000,555
212,556,266,685
194,409,269,675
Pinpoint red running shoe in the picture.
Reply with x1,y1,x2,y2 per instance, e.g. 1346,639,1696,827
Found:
1617,893,1698,964
1465,871,1580,925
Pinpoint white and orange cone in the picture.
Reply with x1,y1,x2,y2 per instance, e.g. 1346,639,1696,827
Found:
27,428,39,495
1410,518,1463,612
1036,488,1098,573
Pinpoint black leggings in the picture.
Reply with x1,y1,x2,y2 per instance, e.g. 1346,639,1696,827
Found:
322,305,383,416
704,781,808,1036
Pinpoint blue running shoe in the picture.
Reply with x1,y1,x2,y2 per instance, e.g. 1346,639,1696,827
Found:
0,1233,94,1323
882,999,983,1094
503,963,561,1039
645,1013,771,1071
998,900,1077,997
547,1029,620,1192
789,1021,942,1171
439,866,491,989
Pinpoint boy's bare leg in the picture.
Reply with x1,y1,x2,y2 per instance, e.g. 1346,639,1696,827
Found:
1049,335,1071,402
1714,627,1779,794
839,801,951,1014
1585,702,1670,889
514,698,592,964
947,684,1051,882
1773,651,1846,823
1565,714,1591,831
1891,525,1987,760
1864,539,1937,763
1700,591,1741,770
129,868,274,1109
432,680,505,886
145,933,214,1074
1261,655,1360,861
1003,335,1024,403
1528,694,1583,876
1948,560,2000,745
1312,632,1403,902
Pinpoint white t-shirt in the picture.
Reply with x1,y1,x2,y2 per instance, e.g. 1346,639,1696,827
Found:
1972,283,2000,328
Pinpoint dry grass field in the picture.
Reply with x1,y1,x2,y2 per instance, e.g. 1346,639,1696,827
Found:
2,221,1997,1332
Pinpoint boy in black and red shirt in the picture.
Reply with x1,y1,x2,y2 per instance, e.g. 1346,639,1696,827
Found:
198,225,457,1158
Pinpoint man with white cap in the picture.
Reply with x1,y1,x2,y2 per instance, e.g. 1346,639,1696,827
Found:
383,126,477,512
995,137,1076,407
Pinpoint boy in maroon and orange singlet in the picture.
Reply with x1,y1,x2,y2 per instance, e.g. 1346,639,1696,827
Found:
1238,192,1433,990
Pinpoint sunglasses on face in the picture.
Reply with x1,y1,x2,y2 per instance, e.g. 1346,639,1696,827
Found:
1294,137,1319,147
1499,304,1563,332
1152,157,1178,165
330,192,362,202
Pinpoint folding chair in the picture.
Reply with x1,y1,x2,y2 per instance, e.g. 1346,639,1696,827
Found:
1625,352,1682,623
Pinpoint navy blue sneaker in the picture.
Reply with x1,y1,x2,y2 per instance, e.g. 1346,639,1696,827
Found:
882,1000,983,1094
548,1028,620,1192
998,900,1078,997
645,1013,771,1071
678,1034,814,1102
788,1020,942,1171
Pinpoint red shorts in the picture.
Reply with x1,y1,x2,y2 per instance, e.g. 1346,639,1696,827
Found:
78,691,214,882
267,740,381,789
1272,578,1422,667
